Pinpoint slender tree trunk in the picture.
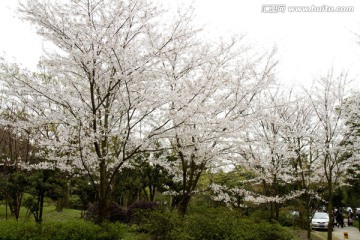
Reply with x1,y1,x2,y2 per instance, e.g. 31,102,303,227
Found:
327,180,333,240
275,203,280,220
5,194,8,220
149,184,156,202
306,198,311,240
37,192,45,224
14,191,22,220
270,202,275,221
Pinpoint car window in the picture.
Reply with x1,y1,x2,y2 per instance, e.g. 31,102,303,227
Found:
314,213,328,219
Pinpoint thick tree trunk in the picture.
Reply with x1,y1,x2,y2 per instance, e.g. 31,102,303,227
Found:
98,160,110,223
178,194,191,216
98,196,110,223
56,197,66,212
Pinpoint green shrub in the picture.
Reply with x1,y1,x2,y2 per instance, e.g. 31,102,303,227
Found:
127,201,158,225
140,209,192,240
0,221,39,240
84,201,126,224
41,221,100,240
0,220,129,240
186,207,236,240
231,219,294,240
184,207,294,240
98,222,130,240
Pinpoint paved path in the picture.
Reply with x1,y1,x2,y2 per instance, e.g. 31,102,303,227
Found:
332,226,360,240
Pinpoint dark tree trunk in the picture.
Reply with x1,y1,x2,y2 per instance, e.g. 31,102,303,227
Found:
306,201,311,240
178,194,191,216
14,191,23,220
327,181,333,240
98,161,110,223
56,197,66,212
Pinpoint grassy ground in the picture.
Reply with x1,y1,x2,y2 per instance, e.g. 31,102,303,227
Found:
0,204,82,222
0,204,148,240
288,228,327,240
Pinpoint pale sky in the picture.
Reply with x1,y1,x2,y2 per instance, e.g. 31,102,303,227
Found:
1,0,360,88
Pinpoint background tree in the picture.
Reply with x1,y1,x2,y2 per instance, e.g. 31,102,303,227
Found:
160,41,277,215
277,91,323,240
341,92,360,210
233,90,301,221
0,105,35,220
24,169,66,224
305,70,354,240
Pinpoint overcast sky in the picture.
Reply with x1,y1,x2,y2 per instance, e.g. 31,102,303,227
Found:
1,0,360,89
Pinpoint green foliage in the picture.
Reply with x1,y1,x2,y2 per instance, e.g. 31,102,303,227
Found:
0,220,129,240
0,203,298,240
97,222,130,240
71,178,96,211
185,206,294,240
23,196,40,220
186,210,235,240
85,202,127,224
126,201,159,224
131,205,294,240
23,169,67,223
139,209,192,240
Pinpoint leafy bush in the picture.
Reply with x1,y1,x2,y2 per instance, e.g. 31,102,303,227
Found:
127,201,159,224
67,195,83,210
84,201,126,223
184,207,294,240
140,209,192,240
127,201,158,212
108,202,127,223
97,222,130,240
84,202,99,223
0,220,129,240
41,221,101,240
186,207,237,240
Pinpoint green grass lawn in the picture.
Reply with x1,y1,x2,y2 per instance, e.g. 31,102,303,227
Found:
0,203,147,240
0,203,82,222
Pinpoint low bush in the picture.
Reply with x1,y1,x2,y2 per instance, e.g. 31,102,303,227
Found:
131,205,294,240
126,201,159,225
0,220,129,240
140,209,192,240
186,207,238,240
108,202,127,223
85,201,127,224
184,207,294,240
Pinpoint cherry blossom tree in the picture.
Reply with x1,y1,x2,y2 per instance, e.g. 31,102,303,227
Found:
159,41,277,215
210,87,329,229
0,0,220,222
304,71,354,240
279,93,323,240
0,0,279,222
232,90,304,220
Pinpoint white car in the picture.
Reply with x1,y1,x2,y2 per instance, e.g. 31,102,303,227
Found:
311,212,330,230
